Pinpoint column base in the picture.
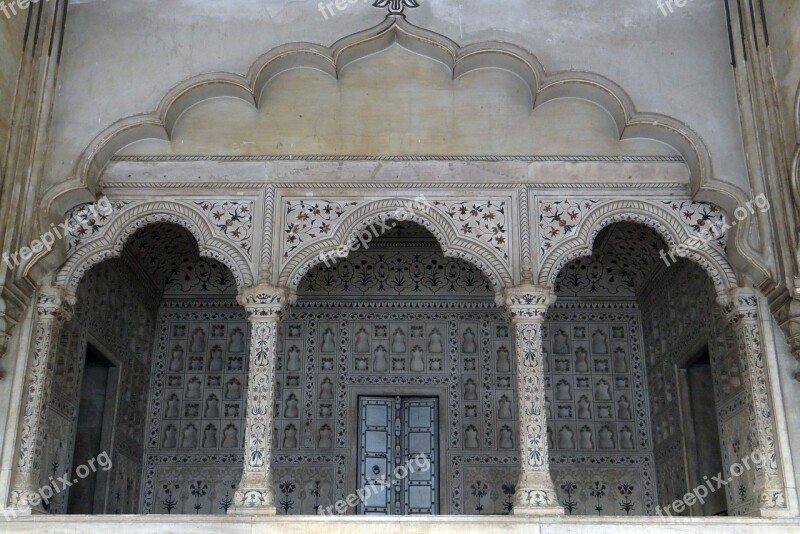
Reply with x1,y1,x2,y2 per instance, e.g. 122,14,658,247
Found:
7,488,48,516
230,470,276,515
229,505,277,516
754,487,792,518
512,472,563,516
230,482,276,515
513,504,565,516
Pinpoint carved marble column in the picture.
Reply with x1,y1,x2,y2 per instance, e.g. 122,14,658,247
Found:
504,284,562,515
9,285,75,513
231,284,290,515
719,287,788,515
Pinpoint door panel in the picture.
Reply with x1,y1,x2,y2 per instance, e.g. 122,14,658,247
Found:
358,396,438,515
359,398,394,514
403,399,437,515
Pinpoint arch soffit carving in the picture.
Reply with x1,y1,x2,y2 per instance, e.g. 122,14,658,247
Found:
280,198,511,292
538,200,738,295
54,201,254,290
45,16,725,219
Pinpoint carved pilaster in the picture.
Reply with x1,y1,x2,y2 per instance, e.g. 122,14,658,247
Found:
719,287,788,515
518,186,533,283
0,0,70,381
231,284,290,515
9,285,75,513
503,284,562,515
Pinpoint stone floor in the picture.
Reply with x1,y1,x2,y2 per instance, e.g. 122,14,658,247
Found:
4,515,800,533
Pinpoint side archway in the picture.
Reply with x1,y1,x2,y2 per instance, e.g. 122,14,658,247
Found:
538,200,738,297
54,201,254,290
279,198,512,294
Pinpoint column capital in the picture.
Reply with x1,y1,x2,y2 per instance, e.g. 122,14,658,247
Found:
35,285,76,324
237,284,290,321
502,284,556,321
717,287,759,326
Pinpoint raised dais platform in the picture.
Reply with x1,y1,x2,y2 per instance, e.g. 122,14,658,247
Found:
3,515,800,534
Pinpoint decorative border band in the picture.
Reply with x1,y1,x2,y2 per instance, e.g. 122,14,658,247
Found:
111,155,686,163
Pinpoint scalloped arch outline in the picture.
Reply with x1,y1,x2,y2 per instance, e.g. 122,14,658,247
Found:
43,15,738,220
538,199,738,296
54,201,255,290
792,83,800,220
280,198,511,294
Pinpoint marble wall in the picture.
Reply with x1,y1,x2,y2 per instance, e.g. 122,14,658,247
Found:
640,259,757,515
141,241,656,516
43,258,158,514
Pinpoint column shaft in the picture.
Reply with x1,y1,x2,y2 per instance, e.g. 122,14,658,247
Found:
9,286,74,513
721,288,788,515
231,285,289,515
504,285,562,516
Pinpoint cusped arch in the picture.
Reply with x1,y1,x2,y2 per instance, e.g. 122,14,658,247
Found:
538,200,738,295
280,198,511,292
794,80,800,142
44,15,725,221
54,201,254,290
792,83,800,213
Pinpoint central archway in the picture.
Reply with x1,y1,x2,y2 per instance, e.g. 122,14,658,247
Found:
274,221,516,515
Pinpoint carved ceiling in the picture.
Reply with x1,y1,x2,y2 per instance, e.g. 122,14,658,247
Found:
122,223,236,299
555,222,668,299
297,222,495,300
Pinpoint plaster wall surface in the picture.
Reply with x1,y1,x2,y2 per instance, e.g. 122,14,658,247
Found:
0,11,25,162
46,0,747,190
117,48,675,158
763,0,800,162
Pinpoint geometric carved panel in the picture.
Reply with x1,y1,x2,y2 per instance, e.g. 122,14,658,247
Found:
544,308,651,454
141,298,662,516
147,310,249,452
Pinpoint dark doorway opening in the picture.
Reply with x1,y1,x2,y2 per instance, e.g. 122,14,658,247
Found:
67,344,117,514
680,347,727,516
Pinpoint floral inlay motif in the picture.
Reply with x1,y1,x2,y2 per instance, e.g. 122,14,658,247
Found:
194,201,254,258
283,200,359,258
661,200,727,249
538,199,600,254
432,200,508,260
66,200,134,252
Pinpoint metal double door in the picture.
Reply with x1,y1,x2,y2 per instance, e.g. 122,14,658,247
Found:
357,396,438,515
